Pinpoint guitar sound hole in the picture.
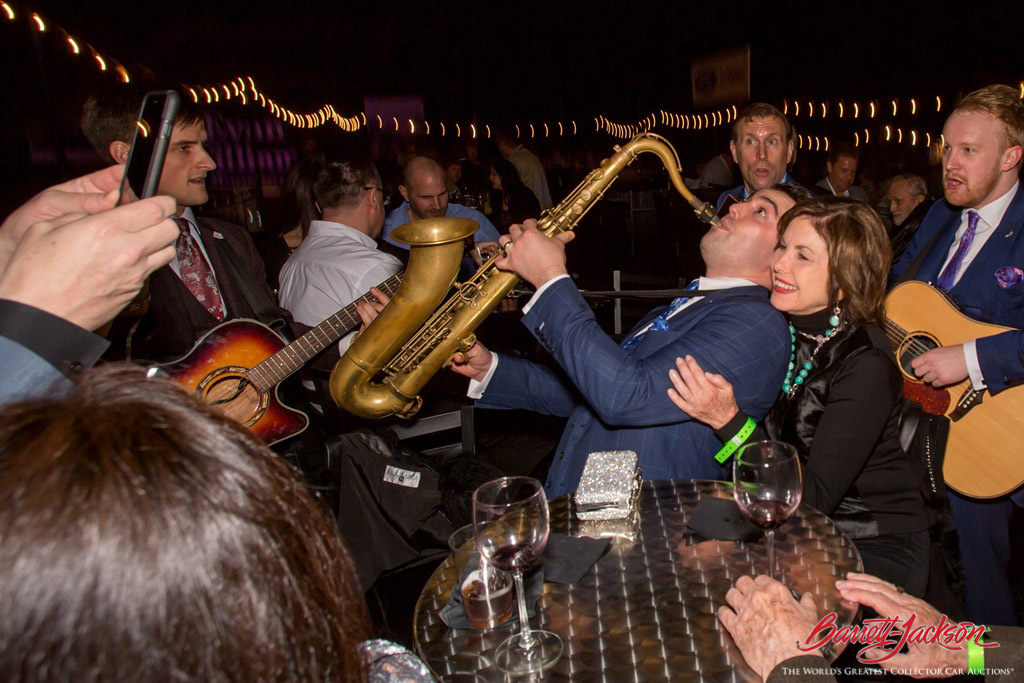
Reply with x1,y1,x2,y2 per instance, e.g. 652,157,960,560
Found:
203,375,263,426
898,335,938,378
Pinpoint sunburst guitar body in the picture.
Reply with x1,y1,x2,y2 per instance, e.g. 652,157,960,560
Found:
157,320,307,445
151,272,403,446
885,281,1024,498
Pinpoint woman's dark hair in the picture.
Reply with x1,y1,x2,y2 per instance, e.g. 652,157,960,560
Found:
490,158,522,191
0,365,369,682
777,196,892,325
283,158,322,239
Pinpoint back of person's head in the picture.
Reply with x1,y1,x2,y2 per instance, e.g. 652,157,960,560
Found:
0,365,368,682
778,196,891,325
80,84,204,163
314,159,381,212
827,143,859,166
954,84,1024,155
731,102,793,144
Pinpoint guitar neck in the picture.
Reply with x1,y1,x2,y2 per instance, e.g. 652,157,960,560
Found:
254,271,404,386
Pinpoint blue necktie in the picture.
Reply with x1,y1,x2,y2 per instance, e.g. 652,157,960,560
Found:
622,280,700,351
935,210,980,291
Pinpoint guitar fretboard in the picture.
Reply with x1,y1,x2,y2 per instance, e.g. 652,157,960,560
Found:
247,272,404,390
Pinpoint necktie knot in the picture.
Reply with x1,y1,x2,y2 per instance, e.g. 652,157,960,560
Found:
967,210,980,232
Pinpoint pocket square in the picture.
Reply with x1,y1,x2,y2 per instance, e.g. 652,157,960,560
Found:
995,266,1024,289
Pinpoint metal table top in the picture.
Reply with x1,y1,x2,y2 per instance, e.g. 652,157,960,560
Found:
413,479,862,681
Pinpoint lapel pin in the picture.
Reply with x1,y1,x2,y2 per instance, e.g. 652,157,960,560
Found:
213,231,224,239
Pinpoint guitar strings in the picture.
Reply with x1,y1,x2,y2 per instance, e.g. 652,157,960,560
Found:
246,272,404,388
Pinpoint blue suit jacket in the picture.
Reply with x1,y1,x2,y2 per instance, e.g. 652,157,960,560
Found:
891,184,1024,394
0,335,71,405
479,278,789,496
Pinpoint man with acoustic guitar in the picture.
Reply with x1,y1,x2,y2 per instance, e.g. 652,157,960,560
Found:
891,84,1024,627
81,86,296,364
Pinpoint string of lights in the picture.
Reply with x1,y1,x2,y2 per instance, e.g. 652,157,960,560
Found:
5,2,1023,149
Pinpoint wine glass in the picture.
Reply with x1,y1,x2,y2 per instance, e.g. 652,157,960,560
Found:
733,440,803,579
473,477,563,675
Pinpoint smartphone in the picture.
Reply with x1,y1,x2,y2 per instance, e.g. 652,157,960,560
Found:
118,90,180,205
717,194,740,219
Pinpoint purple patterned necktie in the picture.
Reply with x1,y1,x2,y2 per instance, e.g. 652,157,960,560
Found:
935,210,980,291
174,217,225,320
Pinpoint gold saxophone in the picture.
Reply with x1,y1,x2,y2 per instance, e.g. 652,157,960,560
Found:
330,132,722,418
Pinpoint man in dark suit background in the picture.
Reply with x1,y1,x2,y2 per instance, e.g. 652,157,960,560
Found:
81,87,290,363
815,143,869,202
453,186,807,497
891,84,1024,627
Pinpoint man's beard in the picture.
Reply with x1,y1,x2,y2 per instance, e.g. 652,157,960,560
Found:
943,168,1000,208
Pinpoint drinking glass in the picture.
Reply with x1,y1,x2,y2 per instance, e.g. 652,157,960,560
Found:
473,477,562,675
448,524,515,629
733,440,803,579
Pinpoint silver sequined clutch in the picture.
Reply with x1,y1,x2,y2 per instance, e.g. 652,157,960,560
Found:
574,450,641,520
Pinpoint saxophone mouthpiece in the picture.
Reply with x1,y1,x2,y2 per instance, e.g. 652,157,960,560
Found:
693,201,722,227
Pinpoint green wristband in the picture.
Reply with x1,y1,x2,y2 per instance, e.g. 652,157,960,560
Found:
714,417,757,464
967,633,985,675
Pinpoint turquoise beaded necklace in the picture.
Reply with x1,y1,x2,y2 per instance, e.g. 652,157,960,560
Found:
782,307,842,398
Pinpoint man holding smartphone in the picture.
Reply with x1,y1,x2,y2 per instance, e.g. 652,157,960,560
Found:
81,87,292,363
0,166,179,404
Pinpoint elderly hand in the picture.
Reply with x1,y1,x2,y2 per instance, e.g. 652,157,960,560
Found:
911,345,969,387
667,355,739,429
494,220,574,288
837,573,970,677
0,166,125,275
718,575,822,680
0,195,178,331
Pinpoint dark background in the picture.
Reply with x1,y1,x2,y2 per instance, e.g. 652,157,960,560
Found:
2,0,1023,278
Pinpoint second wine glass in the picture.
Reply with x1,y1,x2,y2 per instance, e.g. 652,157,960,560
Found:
473,476,562,675
733,440,803,579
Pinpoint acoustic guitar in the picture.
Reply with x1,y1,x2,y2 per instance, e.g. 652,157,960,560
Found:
884,281,1024,498
153,272,403,445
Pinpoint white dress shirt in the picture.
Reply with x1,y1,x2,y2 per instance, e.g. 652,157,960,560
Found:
468,275,757,398
940,180,1019,389
278,220,402,351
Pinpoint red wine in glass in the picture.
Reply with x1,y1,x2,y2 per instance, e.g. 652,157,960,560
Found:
473,477,562,675
733,441,803,579
744,499,792,530
488,541,541,571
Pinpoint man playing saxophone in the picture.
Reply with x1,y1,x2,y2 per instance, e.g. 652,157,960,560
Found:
452,185,807,497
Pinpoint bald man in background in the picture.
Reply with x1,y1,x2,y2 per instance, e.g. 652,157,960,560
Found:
381,156,501,276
